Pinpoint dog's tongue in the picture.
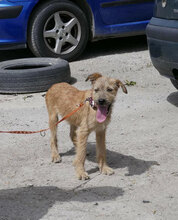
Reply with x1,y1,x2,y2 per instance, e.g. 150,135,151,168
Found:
96,106,108,123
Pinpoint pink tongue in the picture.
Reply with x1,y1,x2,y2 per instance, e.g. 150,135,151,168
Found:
96,106,108,123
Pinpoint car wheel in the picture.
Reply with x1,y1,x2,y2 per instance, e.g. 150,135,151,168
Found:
0,58,71,94
170,79,178,90
28,0,89,61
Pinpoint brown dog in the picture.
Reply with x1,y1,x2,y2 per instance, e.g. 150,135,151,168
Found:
46,73,127,180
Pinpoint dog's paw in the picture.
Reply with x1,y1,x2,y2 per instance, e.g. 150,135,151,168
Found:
100,166,114,175
76,171,90,180
52,154,61,163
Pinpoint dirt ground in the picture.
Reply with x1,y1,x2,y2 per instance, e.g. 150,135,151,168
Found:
0,36,178,220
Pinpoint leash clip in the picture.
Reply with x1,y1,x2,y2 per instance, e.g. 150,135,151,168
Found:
40,131,46,137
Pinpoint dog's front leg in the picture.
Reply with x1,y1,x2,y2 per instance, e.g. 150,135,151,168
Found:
73,127,89,180
96,129,114,175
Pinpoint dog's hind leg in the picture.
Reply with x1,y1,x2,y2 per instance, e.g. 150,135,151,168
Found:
49,112,61,163
70,125,77,147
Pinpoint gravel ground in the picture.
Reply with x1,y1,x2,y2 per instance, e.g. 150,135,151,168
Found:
0,36,178,220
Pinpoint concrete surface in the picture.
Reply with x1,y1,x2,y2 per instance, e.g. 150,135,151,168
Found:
0,36,178,220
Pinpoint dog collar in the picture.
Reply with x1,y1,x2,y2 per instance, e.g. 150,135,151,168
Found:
85,97,97,110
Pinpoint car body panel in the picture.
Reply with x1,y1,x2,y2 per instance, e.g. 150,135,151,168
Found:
0,0,38,46
154,0,178,19
86,0,153,37
146,0,178,80
98,0,153,25
0,0,154,50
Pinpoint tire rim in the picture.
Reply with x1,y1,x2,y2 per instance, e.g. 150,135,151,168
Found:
43,11,81,55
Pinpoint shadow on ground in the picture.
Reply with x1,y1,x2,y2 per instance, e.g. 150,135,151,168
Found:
80,35,147,60
167,91,178,107
0,35,147,62
0,186,124,220
61,143,159,176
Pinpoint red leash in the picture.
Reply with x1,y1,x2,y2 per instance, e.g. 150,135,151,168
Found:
0,102,86,135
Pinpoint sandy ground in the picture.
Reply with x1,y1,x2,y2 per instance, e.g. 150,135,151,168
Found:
0,36,178,220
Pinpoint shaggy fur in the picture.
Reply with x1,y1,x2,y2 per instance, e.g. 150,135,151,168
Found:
46,73,127,180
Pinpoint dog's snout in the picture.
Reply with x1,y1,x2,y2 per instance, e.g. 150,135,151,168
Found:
98,99,106,105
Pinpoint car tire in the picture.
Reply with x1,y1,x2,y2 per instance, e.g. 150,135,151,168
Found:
0,58,71,94
170,79,178,90
28,0,89,61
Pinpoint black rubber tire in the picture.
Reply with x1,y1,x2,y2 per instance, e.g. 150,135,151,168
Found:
0,58,71,94
170,79,178,90
28,0,89,61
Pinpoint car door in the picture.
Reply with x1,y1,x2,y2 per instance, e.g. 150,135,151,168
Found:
99,0,154,25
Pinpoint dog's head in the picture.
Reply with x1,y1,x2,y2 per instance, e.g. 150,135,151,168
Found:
86,73,127,123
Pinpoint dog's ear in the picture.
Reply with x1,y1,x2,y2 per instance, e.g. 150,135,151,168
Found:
116,79,128,94
85,73,102,84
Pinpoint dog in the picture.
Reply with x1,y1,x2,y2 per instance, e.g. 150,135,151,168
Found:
45,73,127,180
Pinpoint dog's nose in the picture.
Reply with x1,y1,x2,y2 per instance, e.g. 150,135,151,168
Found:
98,99,106,105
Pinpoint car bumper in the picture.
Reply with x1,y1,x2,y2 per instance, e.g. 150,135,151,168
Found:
0,0,37,48
146,17,178,80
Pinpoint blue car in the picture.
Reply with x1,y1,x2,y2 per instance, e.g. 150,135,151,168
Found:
0,0,154,61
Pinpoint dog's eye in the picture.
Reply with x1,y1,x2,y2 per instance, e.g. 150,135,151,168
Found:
94,88,99,92
107,88,113,92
